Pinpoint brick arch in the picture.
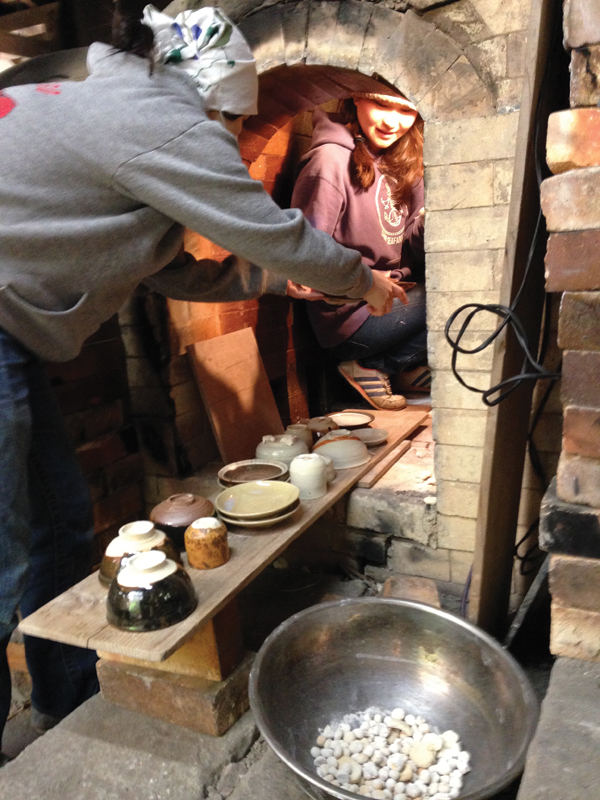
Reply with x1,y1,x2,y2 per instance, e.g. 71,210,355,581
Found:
237,0,495,164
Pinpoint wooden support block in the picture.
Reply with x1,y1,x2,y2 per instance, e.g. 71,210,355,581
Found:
357,441,411,488
381,575,441,609
97,651,254,737
98,600,243,682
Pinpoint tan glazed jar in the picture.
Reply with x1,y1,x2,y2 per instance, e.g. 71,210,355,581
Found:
184,517,230,570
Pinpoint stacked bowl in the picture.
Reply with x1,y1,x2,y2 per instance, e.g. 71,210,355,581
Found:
215,480,300,528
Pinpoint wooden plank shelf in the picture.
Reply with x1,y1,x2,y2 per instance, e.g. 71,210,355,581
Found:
19,409,427,663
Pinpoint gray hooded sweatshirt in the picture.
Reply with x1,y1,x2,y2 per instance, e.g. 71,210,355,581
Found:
0,44,371,362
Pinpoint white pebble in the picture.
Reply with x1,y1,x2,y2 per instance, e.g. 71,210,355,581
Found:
378,767,390,780
333,728,343,740
441,731,459,747
385,778,397,789
350,741,363,754
344,731,356,743
316,735,326,747
436,760,451,775
355,753,369,765
404,715,416,726
372,792,386,799
310,747,320,758
332,743,343,758
391,708,405,720
321,748,333,758
420,769,431,784
340,723,351,732
326,756,338,767
388,769,400,781
314,756,326,766
374,714,383,723
363,744,375,757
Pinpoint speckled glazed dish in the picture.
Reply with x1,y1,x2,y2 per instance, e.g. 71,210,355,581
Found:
99,521,181,586
215,480,300,520
106,551,197,632
217,505,299,528
218,459,289,487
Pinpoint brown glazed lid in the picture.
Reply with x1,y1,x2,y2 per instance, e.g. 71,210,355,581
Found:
149,493,214,528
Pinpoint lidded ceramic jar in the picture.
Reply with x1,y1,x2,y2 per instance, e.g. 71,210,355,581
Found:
106,551,197,632
255,434,309,466
307,416,339,439
99,520,181,586
284,423,313,450
184,517,229,570
150,493,215,550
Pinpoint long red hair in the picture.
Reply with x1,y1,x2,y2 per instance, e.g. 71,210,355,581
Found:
341,98,424,208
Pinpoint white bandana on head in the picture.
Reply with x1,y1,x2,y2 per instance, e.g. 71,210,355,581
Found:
143,5,258,116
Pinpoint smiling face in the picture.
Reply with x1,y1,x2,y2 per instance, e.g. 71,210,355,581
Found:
354,98,418,153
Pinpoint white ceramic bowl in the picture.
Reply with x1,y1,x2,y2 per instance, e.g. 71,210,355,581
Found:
215,480,300,520
313,431,370,469
353,427,388,447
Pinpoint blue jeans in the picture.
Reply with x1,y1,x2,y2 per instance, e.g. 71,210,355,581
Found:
329,285,428,375
0,328,98,747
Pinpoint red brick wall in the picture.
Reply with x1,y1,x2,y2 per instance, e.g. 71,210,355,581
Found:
47,315,144,566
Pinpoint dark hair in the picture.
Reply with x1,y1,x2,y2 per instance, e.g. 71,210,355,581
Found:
340,98,424,209
111,0,155,68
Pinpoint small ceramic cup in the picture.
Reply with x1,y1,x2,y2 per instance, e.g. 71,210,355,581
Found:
289,453,328,500
319,454,336,483
185,517,229,570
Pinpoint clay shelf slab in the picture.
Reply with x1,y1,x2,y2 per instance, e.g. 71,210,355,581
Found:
19,409,428,663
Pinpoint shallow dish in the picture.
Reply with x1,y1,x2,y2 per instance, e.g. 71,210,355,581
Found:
218,459,289,486
217,505,300,528
326,411,375,429
106,551,197,632
215,480,300,520
353,427,388,447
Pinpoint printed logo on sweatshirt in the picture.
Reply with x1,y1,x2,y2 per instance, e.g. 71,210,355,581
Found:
376,175,405,246
0,91,16,118
36,83,62,95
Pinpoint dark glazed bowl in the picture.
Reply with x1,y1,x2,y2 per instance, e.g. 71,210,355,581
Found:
249,598,539,800
106,552,197,632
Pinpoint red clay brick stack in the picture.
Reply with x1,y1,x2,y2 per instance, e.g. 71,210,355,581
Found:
538,0,600,664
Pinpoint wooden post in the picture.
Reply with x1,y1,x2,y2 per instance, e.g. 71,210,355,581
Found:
468,0,568,636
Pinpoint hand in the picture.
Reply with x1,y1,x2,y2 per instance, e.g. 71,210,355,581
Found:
286,281,327,301
363,270,408,316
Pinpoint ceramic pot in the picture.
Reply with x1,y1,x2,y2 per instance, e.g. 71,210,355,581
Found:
289,454,327,500
284,423,314,449
106,551,197,632
307,416,339,439
255,434,309,466
185,517,230,570
150,493,215,551
99,520,181,587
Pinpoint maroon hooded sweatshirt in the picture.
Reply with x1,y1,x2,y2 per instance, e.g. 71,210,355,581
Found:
291,108,424,348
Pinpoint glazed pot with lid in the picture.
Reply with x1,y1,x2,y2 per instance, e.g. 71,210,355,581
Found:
99,520,181,586
149,493,215,550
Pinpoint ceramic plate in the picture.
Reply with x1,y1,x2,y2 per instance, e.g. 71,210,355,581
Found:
326,411,375,429
217,505,299,528
353,428,388,447
218,459,288,486
215,480,300,520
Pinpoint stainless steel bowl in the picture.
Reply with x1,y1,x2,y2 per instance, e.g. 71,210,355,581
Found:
249,598,538,800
